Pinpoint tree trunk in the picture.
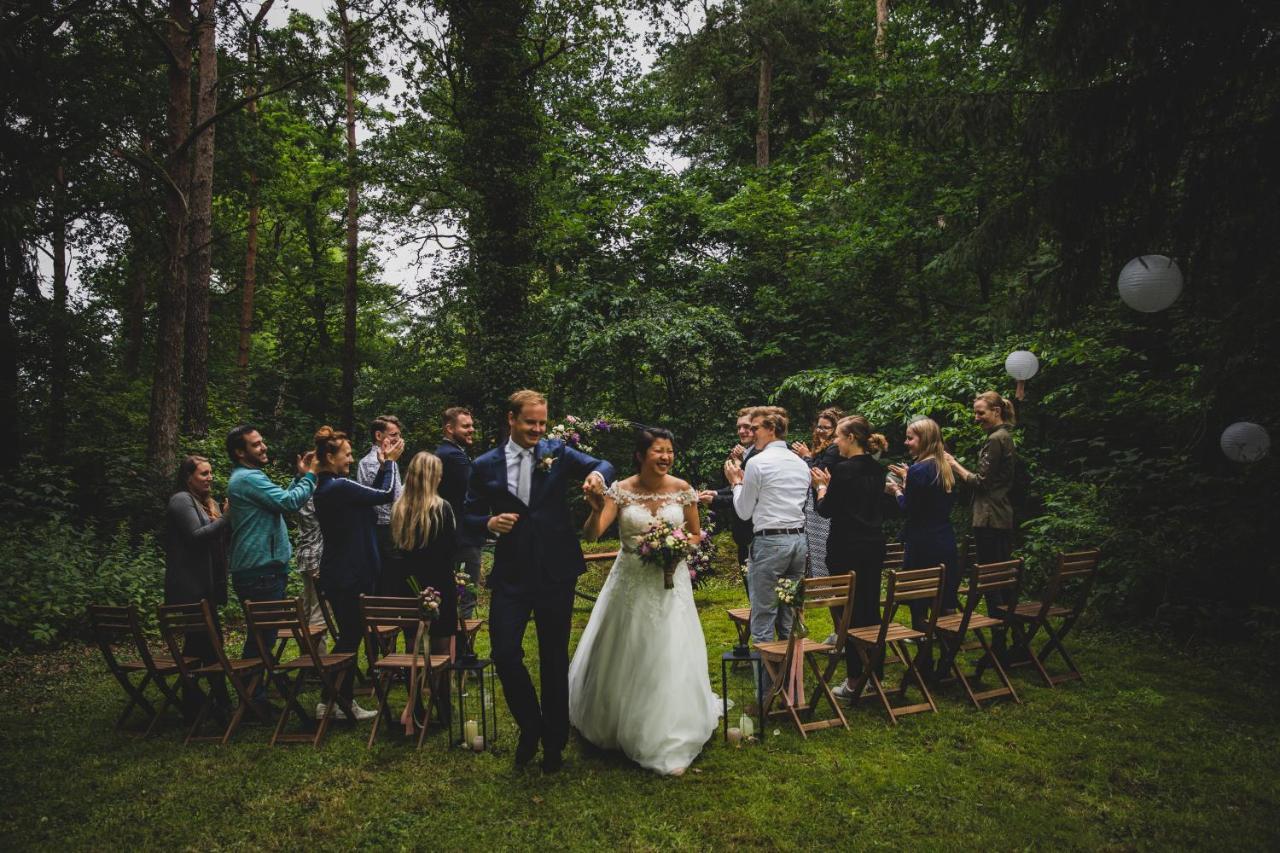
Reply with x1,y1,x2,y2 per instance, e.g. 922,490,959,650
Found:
448,0,541,428
0,240,28,466
146,0,193,473
50,164,68,439
183,0,217,437
123,211,150,376
237,0,274,390
875,0,889,61
338,0,359,436
755,47,772,168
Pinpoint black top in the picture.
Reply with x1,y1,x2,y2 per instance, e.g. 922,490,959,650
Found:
163,492,229,606
435,439,480,546
815,454,894,545
314,461,396,594
388,503,460,637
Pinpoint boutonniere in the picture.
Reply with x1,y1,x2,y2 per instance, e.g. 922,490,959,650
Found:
538,454,557,473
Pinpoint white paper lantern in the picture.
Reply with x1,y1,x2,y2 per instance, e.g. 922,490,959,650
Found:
1118,255,1183,313
1005,350,1039,381
1220,422,1270,463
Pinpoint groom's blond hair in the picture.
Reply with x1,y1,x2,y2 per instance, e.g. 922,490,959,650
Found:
507,389,547,417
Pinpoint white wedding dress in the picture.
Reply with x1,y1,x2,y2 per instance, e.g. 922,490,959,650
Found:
568,484,721,775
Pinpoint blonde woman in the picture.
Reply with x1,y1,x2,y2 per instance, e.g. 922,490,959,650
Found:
887,416,960,630
389,452,459,653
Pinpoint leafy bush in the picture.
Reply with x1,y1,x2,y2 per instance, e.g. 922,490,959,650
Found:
0,518,163,649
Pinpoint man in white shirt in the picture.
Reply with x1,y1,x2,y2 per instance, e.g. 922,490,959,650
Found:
357,414,404,591
725,406,810,645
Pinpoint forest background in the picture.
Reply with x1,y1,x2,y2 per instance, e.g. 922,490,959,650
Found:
1,0,1277,650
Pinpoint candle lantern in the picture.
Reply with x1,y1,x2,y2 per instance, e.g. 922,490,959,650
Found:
1220,421,1270,463
450,655,497,750
1118,255,1183,313
720,647,766,745
1005,349,1039,401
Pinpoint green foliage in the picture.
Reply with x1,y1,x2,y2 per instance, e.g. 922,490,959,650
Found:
0,519,162,649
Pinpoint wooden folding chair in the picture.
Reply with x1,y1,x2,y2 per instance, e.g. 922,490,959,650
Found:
158,600,269,745
270,618,327,661
934,559,1023,709
883,542,905,571
1005,549,1100,687
317,587,398,695
87,604,189,736
361,593,452,748
244,598,359,747
845,566,944,724
755,575,853,737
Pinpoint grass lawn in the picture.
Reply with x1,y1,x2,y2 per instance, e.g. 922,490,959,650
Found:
2,541,1278,851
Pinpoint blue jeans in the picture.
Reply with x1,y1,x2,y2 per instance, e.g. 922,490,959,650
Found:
232,572,287,701
748,533,807,644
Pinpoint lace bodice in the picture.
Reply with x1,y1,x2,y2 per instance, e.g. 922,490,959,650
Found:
605,483,698,540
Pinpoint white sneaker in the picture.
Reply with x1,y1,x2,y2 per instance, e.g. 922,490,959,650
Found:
316,701,378,721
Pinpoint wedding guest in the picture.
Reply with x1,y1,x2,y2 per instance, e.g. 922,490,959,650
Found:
293,492,326,631
226,424,317,707
811,417,894,699
163,455,231,720
700,407,760,566
725,406,810,647
793,407,843,581
436,406,481,619
887,417,958,679
312,425,402,721
389,451,459,659
946,391,1018,654
357,414,404,593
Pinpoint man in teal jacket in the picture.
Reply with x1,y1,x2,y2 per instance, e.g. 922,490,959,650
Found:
226,425,318,693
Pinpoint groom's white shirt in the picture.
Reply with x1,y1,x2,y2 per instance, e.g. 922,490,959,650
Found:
505,438,534,504
732,440,808,531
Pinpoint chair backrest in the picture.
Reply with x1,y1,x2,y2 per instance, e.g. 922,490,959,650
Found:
157,600,227,678
805,573,855,653
360,594,432,656
87,603,155,673
956,559,1023,631
877,566,944,643
962,535,978,573
1040,548,1101,620
244,598,320,670
884,542,905,570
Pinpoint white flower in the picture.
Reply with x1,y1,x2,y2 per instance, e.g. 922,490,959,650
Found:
538,455,556,472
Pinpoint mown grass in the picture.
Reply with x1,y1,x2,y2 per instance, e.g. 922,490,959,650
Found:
1,540,1278,851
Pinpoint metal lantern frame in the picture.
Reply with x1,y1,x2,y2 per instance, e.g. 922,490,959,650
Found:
720,647,766,744
449,655,498,750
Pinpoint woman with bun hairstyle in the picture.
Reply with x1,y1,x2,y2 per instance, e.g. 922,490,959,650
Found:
811,416,895,699
312,425,404,720
946,391,1018,652
793,407,843,582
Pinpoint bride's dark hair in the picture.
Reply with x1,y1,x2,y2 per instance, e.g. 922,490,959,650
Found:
632,425,676,471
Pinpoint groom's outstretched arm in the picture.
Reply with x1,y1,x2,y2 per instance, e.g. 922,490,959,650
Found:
562,445,616,488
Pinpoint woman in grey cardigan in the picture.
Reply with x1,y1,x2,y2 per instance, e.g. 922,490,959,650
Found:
163,455,231,719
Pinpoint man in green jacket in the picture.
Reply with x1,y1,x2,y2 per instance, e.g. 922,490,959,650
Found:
226,425,318,694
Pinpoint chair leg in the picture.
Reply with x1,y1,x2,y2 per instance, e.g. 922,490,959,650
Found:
974,630,1020,704
367,670,393,749
183,678,215,746
897,640,938,715
114,672,158,734
144,676,179,738
806,652,848,730
1037,619,1083,685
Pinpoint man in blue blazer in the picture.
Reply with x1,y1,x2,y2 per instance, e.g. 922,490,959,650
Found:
463,389,615,773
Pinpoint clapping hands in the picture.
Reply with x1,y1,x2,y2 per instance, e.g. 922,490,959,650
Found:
791,440,812,459
810,467,831,488
296,451,317,475
377,435,405,463
723,458,744,486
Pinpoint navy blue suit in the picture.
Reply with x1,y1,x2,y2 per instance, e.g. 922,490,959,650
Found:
436,439,480,547
463,438,614,755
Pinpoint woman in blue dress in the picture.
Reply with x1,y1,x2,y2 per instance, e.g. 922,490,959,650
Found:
887,417,958,679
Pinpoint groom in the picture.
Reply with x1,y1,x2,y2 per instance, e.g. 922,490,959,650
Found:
464,389,615,772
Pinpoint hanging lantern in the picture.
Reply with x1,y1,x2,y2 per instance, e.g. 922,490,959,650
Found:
1118,255,1183,313
1220,422,1270,463
1005,350,1039,401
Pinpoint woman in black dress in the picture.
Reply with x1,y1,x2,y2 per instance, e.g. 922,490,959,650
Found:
163,455,231,719
811,416,894,699
389,451,459,658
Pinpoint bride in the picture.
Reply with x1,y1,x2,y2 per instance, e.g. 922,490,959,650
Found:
568,426,720,776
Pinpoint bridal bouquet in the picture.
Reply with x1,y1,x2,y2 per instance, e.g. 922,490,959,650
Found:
634,519,709,589
687,508,719,589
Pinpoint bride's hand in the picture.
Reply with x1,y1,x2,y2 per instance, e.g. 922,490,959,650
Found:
584,489,605,511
